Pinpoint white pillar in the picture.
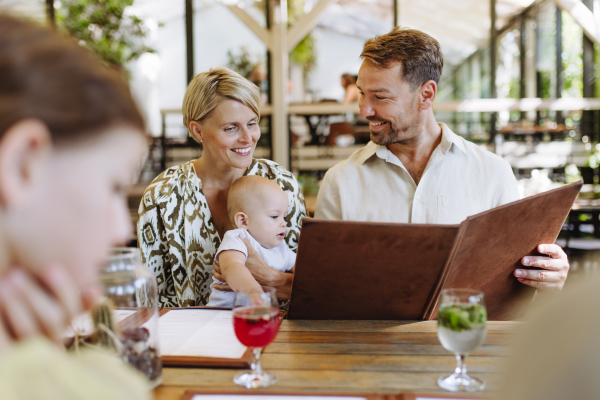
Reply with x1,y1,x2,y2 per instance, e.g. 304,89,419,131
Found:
269,0,289,169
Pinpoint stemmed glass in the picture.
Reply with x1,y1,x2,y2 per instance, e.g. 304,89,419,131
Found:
232,287,280,388
437,289,487,392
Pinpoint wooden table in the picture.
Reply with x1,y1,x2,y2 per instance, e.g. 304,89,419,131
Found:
154,320,519,400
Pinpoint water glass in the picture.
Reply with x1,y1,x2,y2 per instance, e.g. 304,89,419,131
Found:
437,288,487,392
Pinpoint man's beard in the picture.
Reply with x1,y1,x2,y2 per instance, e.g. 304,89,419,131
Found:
368,115,420,146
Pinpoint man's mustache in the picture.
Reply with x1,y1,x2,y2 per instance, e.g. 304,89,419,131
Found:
366,117,389,124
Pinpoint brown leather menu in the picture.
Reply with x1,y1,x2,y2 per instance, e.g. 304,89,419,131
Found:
288,221,460,320
288,181,582,321
423,181,583,320
179,390,486,400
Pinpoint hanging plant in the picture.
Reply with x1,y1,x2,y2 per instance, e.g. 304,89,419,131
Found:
56,0,156,70
288,0,316,76
227,46,262,79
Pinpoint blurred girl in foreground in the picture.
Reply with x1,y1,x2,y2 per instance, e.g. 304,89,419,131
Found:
0,14,149,399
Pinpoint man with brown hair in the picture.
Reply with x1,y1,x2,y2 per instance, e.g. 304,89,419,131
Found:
315,27,570,294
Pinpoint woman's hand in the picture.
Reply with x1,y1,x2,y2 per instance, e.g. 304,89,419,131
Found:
212,235,294,300
0,264,99,352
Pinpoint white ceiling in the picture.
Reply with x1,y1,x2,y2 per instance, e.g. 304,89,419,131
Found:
0,0,46,20
129,0,538,67
1,0,537,67
399,0,536,65
314,0,537,66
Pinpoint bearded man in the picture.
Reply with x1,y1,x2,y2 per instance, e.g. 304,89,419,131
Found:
315,27,570,293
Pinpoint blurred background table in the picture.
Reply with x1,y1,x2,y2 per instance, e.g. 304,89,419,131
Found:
154,319,519,400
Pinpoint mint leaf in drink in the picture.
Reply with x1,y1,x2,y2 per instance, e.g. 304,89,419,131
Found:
438,304,487,331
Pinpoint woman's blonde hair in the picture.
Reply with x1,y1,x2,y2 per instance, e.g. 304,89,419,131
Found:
182,67,261,142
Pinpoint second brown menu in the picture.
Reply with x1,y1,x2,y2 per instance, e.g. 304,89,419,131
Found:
288,181,582,321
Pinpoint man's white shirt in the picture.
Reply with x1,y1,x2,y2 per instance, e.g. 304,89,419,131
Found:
315,123,520,225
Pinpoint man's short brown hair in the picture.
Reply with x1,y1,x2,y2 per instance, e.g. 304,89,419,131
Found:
360,27,443,91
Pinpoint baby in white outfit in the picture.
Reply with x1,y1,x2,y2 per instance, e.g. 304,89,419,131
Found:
207,175,296,307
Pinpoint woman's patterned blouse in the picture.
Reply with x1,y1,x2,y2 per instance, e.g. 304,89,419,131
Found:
137,159,307,307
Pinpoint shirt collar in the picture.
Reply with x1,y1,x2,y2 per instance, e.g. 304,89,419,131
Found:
357,122,465,165
439,122,466,154
356,141,380,164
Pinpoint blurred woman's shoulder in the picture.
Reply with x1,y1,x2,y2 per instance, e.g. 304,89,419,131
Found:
0,338,150,400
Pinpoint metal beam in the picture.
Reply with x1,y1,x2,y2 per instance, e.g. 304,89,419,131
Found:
270,0,290,169
556,6,564,124
583,0,596,98
519,16,526,120
225,4,272,51
535,9,543,125
445,0,538,90
46,0,55,27
490,0,497,100
162,97,600,115
582,0,597,141
287,0,336,50
185,0,195,83
393,0,400,27
490,0,498,144
433,97,600,112
554,0,600,44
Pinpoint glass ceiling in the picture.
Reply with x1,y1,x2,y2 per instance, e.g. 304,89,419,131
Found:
3,0,537,68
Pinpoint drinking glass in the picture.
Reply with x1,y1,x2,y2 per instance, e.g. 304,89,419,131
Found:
232,288,280,388
98,248,162,387
437,289,487,392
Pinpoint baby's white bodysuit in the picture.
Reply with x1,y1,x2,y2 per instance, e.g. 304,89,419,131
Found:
206,228,296,307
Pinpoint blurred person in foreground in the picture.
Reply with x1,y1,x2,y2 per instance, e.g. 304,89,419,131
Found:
315,27,570,294
0,14,149,399
138,67,306,308
497,275,600,399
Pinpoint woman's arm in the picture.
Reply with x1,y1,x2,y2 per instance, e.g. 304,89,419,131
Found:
137,192,178,308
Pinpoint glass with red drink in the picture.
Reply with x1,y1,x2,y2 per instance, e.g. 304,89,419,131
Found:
232,288,280,388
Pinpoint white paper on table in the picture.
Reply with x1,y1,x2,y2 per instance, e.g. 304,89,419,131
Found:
191,396,367,400
63,309,136,337
159,309,247,359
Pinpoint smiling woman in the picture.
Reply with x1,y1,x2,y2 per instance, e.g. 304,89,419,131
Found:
137,67,307,307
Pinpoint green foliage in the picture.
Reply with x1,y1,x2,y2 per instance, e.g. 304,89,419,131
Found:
297,173,320,196
227,47,260,79
290,34,316,74
539,70,553,99
562,11,583,98
57,0,156,68
287,0,316,76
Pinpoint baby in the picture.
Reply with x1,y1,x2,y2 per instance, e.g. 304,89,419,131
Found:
207,175,296,307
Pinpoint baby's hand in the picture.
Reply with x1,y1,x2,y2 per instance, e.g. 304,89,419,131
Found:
249,290,265,306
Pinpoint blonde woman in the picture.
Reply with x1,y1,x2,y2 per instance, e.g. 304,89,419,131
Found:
138,67,307,307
